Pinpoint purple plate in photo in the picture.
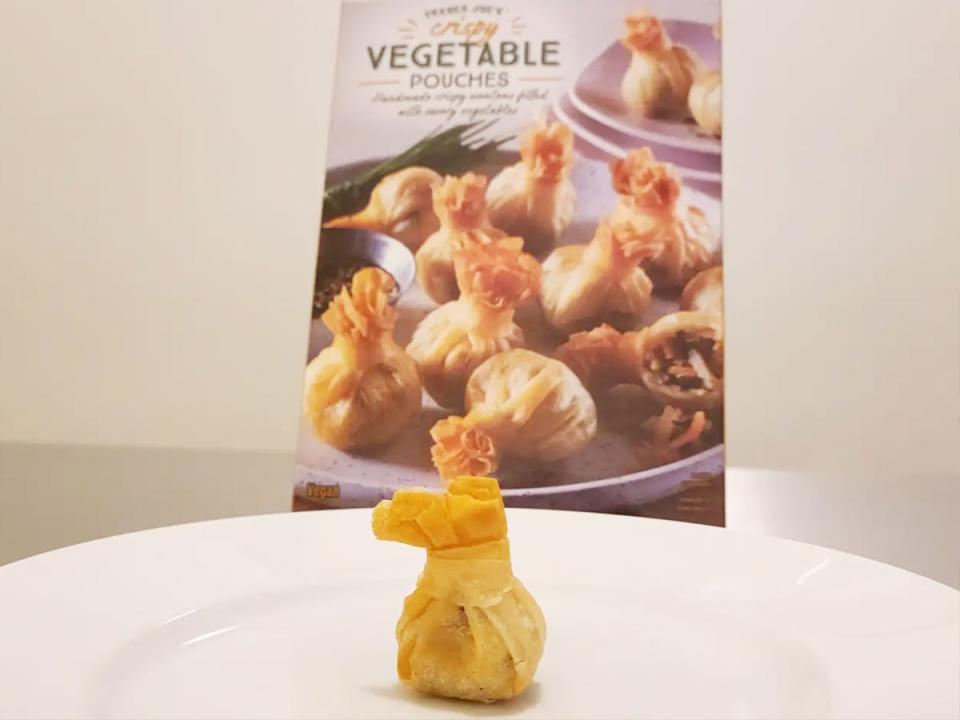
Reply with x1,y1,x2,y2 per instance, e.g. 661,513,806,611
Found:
552,93,721,186
571,19,721,156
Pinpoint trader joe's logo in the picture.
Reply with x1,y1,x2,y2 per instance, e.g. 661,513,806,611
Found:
359,4,561,122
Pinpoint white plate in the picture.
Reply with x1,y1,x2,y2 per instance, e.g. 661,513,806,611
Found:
1,511,956,719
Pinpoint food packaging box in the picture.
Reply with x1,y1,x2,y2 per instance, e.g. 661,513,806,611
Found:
294,0,724,526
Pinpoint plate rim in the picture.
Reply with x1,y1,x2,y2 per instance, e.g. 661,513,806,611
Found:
1,509,956,720
1,506,957,596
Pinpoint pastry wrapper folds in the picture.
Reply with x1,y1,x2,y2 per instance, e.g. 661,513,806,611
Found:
554,325,666,430
540,222,654,333
324,167,442,251
303,268,421,449
416,173,512,304
620,14,701,118
681,266,723,314
486,121,576,255
407,242,540,408
609,149,715,289
372,477,546,703
555,323,633,394
430,416,500,479
430,350,597,479
689,69,722,137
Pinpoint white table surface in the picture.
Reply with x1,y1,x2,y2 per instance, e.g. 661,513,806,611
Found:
1,443,957,589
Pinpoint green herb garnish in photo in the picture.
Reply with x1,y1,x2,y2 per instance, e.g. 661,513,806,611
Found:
321,121,512,221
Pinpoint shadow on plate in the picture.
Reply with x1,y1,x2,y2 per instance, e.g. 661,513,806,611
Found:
364,682,542,717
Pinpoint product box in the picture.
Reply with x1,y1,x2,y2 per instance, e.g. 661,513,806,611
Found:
294,0,724,525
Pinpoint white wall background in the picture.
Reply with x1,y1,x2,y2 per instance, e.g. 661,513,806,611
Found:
1,0,958,479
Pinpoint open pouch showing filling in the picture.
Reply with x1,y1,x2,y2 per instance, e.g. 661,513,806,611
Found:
631,311,723,411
